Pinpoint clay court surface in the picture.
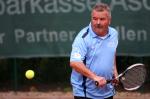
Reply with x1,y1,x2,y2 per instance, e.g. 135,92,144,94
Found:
0,83,149,99
0,91,149,99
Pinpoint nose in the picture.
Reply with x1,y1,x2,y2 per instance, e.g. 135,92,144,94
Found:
97,19,100,25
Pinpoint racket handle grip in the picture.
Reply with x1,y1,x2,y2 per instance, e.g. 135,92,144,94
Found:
95,80,111,86
95,81,99,86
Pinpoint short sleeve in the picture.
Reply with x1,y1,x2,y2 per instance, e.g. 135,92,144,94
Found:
70,36,87,62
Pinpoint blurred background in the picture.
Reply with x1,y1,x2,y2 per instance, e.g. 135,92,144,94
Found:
0,0,150,96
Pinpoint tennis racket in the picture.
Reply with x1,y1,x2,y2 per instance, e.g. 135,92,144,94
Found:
95,63,146,91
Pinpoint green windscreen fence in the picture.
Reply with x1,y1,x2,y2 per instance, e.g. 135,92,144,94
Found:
0,0,150,58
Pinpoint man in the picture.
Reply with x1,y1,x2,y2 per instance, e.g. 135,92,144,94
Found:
70,3,118,99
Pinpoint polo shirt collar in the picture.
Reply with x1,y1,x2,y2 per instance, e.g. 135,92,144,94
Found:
89,23,111,39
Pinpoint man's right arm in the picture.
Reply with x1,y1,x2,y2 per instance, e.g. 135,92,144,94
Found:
70,61,106,87
70,28,106,87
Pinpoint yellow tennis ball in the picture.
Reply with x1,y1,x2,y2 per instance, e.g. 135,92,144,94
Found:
25,70,35,79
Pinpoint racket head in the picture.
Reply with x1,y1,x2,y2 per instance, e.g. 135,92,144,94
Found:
120,63,146,91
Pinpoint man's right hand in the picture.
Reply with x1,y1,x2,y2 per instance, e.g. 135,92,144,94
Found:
94,76,107,87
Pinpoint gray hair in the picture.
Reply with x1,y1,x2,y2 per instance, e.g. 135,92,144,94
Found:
92,3,111,18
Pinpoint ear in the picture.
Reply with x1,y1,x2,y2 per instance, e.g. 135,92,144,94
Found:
109,18,111,25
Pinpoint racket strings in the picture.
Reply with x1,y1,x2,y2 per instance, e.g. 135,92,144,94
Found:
125,67,146,85
120,65,146,90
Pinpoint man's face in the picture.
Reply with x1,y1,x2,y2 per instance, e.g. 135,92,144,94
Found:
91,10,111,36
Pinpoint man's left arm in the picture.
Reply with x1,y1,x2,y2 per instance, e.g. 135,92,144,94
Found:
113,53,119,84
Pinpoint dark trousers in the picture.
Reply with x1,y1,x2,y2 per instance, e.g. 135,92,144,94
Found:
74,96,113,99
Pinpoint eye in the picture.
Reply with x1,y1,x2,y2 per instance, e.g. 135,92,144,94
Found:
92,17,97,21
100,18,105,20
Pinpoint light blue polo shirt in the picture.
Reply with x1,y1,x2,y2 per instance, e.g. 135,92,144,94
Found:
70,23,118,99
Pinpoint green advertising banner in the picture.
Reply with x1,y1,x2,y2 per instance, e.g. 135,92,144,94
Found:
0,0,150,58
